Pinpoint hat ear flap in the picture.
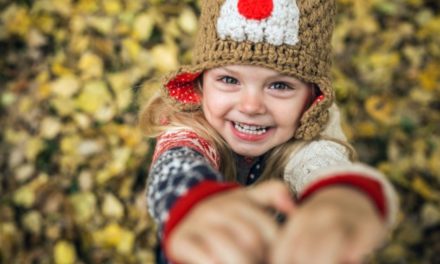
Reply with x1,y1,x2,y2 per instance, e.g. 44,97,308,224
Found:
295,79,334,140
164,71,202,110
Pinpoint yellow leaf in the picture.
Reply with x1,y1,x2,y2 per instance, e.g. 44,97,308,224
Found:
108,72,130,92
119,177,134,199
54,240,76,264
15,164,35,182
102,193,124,220
68,34,90,54
13,186,35,208
151,44,179,73
418,62,440,92
77,139,103,156
412,177,440,201
26,29,46,48
418,17,440,40
178,8,198,34
87,16,114,35
61,135,81,155
97,168,115,185
4,128,27,145
72,113,92,129
115,88,132,111
122,38,142,62
365,95,396,125
117,229,135,254
94,105,116,122
22,211,42,235
354,121,377,138
103,0,122,15
1,92,17,107
18,97,33,115
428,148,440,179
110,147,131,174
118,125,142,147
93,222,123,247
28,174,49,191
50,97,75,116
34,14,55,33
133,12,155,41
51,76,80,98
2,5,31,37
69,192,97,223
92,223,134,254
75,81,112,114
25,138,44,161
75,0,99,13
78,52,104,79
37,83,52,100
52,0,73,17
51,61,73,76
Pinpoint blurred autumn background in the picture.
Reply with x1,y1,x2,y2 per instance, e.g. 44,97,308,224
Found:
0,0,439,263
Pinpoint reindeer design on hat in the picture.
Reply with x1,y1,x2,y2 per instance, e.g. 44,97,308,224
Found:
217,0,300,46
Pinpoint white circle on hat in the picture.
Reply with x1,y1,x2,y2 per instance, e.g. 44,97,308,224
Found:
217,0,300,46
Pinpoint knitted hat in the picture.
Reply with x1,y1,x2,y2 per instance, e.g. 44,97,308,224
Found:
163,0,336,140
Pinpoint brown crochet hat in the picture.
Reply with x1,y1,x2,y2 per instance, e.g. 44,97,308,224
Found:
162,0,336,140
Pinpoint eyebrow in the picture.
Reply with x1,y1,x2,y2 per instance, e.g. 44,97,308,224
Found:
215,67,239,75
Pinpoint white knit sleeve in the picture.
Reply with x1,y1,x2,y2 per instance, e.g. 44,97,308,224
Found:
283,140,351,194
283,140,399,228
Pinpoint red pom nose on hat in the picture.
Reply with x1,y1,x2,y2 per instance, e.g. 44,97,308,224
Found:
238,0,273,20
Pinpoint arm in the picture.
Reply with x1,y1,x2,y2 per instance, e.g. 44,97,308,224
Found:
147,146,233,238
283,139,398,227
147,130,294,264
273,139,399,263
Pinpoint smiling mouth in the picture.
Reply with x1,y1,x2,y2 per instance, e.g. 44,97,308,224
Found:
233,122,270,135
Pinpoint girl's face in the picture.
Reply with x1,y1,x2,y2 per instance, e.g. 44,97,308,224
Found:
202,65,313,157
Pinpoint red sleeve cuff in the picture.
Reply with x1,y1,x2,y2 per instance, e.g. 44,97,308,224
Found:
163,180,240,257
298,174,387,220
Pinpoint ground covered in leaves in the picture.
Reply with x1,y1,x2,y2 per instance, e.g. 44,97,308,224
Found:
1,0,439,263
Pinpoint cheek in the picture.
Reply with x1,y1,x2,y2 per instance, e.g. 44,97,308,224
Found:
202,87,224,123
277,95,311,128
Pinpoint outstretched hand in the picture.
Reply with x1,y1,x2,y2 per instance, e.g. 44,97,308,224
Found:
167,181,296,264
270,186,386,264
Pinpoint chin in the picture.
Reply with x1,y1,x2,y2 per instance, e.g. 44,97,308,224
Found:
232,147,267,157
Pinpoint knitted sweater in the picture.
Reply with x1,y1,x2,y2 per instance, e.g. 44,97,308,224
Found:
146,105,398,263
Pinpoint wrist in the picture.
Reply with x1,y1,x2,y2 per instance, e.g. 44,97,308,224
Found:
302,186,382,219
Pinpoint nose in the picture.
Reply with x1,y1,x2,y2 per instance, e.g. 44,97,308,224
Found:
238,89,267,115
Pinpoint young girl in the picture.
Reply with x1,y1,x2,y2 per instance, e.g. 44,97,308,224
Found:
140,0,398,263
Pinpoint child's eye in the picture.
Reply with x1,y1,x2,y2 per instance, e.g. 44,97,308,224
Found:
269,82,292,90
220,76,239,85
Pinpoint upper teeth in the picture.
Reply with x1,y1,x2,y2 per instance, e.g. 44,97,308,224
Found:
234,122,268,135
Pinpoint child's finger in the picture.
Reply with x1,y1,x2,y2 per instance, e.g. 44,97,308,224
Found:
246,180,296,213
230,201,280,246
168,233,216,264
204,228,259,264
271,224,346,264
197,201,275,259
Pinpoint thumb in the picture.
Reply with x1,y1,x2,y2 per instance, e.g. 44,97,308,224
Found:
246,180,296,214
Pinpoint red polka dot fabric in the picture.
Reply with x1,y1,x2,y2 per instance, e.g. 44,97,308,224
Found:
166,72,202,105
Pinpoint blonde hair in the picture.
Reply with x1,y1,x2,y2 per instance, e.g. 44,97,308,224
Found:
139,83,356,184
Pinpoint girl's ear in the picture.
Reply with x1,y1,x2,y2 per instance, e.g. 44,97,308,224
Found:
196,74,204,92
312,95,325,106
305,83,323,109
